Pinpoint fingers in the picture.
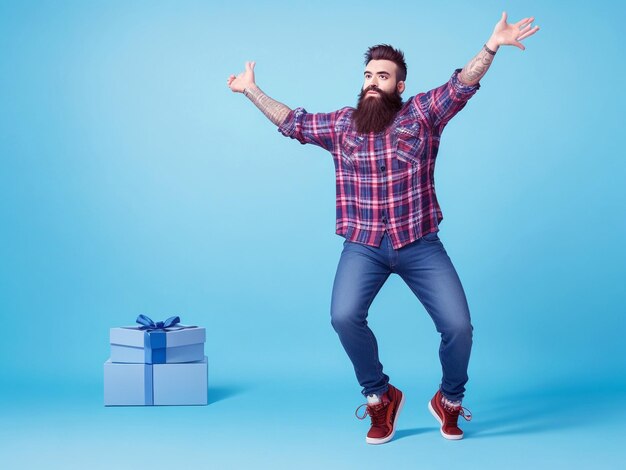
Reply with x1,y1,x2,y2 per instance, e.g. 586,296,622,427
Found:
518,25,539,41
245,60,256,72
227,73,242,87
501,11,507,23
515,16,534,28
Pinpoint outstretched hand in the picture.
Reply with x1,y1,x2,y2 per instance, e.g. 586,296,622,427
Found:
227,61,256,93
490,12,539,50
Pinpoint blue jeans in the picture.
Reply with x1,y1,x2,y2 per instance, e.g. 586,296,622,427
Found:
330,230,473,402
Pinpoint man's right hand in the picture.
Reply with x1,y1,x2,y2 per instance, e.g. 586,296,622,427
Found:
227,61,257,93
227,61,291,126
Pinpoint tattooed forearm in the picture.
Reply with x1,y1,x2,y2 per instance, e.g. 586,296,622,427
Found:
243,86,291,126
458,45,496,86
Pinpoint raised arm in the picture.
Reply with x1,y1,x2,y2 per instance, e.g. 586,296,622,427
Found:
227,61,291,126
458,12,540,86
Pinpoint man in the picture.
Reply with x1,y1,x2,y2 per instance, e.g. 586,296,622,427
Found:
227,12,538,444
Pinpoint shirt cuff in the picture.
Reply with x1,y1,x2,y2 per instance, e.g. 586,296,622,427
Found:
450,68,480,101
277,107,306,139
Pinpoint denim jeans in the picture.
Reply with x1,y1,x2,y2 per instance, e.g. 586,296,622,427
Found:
330,230,473,402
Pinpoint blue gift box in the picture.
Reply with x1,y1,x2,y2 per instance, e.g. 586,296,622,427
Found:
104,357,208,406
109,315,205,364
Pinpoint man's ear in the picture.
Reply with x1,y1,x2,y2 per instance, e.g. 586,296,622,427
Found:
397,80,405,94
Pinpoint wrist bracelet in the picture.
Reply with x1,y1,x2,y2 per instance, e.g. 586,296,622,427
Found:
483,44,497,55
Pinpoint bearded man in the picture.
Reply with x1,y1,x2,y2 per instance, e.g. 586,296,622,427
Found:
227,12,539,444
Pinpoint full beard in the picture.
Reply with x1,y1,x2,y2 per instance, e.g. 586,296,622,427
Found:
352,87,403,134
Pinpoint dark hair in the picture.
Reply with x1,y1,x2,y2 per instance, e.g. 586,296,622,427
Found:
364,44,407,82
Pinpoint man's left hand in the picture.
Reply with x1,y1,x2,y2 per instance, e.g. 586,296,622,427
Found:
488,11,540,51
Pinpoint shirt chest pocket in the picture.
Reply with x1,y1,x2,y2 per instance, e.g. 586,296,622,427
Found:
340,134,364,168
395,124,425,166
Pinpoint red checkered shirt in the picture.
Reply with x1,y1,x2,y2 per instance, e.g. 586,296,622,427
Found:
278,68,480,249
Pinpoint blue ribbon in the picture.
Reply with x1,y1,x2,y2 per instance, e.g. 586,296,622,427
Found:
135,314,181,331
119,315,196,364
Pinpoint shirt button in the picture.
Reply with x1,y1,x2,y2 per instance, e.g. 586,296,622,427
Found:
380,165,386,171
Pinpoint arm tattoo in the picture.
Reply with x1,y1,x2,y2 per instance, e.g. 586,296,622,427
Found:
243,86,291,126
459,46,495,86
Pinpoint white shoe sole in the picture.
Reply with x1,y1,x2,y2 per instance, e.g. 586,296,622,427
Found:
428,400,464,440
365,392,406,445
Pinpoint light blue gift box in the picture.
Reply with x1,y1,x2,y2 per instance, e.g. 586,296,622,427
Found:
109,315,205,364
104,357,208,406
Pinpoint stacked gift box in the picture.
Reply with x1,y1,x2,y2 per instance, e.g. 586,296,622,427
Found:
104,315,208,406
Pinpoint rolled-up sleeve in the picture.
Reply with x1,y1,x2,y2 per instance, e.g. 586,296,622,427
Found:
415,68,480,132
278,107,342,152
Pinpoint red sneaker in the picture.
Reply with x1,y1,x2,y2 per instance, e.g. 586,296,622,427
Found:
428,390,472,440
355,384,405,445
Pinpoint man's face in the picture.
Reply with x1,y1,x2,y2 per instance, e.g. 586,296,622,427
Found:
353,59,405,134
362,59,405,97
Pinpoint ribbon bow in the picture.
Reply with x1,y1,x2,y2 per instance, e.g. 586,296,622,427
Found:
135,314,181,330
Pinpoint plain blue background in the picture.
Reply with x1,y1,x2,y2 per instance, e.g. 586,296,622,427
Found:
1,0,624,468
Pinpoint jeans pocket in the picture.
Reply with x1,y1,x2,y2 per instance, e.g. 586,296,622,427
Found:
421,231,440,243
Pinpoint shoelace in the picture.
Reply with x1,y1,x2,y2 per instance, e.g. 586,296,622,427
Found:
458,406,472,421
443,402,473,423
355,402,388,426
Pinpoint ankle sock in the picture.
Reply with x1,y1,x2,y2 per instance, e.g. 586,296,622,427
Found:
367,394,381,405
441,395,462,408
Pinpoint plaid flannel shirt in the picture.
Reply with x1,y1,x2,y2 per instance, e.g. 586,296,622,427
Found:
278,68,480,249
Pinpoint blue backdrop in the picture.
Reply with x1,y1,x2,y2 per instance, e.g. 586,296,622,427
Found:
1,0,624,468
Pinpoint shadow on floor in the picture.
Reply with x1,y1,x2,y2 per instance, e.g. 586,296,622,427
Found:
394,427,435,441
465,380,626,438
208,384,250,405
